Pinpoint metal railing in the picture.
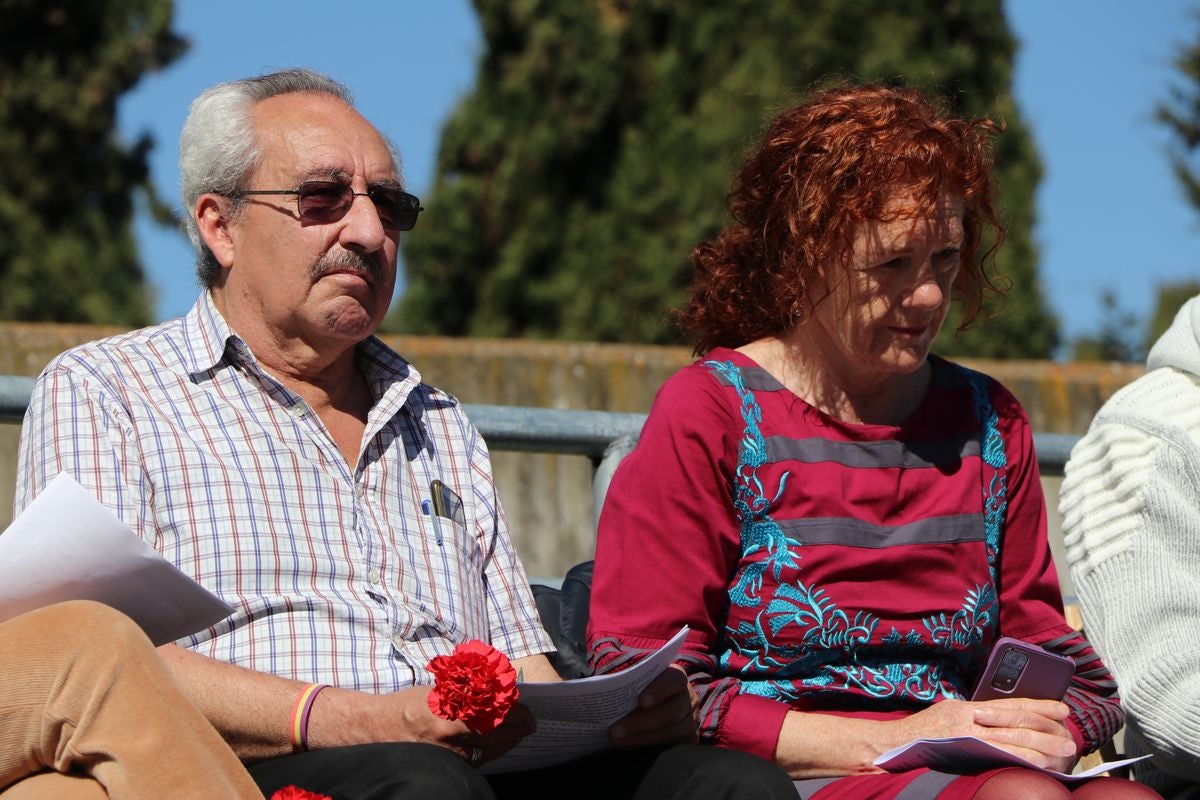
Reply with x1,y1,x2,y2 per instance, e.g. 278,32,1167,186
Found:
0,373,1079,475
0,376,31,425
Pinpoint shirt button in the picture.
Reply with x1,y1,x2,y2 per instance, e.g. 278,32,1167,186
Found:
288,404,306,418
369,569,381,584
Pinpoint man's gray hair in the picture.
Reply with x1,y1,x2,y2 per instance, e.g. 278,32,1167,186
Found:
179,68,397,288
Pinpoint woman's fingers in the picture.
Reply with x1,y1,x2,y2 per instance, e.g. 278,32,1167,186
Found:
972,702,1070,734
969,701,1077,770
973,697,1070,719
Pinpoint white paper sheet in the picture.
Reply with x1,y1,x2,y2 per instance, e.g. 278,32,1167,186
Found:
0,472,233,644
874,735,1151,781
482,626,690,774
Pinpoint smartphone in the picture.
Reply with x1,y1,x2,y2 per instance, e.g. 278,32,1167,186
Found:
970,636,1074,702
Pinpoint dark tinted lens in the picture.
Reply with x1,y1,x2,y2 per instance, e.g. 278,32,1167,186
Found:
297,181,352,222
369,187,421,231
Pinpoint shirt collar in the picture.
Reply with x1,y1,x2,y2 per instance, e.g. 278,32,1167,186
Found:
177,292,244,378
179,291,426,417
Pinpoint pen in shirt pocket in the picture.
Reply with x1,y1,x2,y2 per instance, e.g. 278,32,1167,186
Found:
419,496,442,545
427,480,467,547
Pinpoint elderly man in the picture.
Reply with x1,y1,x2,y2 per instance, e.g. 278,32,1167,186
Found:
15,69,793,799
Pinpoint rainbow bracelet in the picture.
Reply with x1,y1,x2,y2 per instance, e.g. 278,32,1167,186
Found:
289,683,330,752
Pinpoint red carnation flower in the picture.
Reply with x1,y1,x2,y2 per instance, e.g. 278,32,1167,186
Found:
270,787,331,800
426,640,519,733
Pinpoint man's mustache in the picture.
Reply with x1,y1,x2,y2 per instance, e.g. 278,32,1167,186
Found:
311,250,384,281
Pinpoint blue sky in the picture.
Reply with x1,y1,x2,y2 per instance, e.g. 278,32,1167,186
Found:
118,0,1200,356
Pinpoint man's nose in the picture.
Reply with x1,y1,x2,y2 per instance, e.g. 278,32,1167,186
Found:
339,193,389,252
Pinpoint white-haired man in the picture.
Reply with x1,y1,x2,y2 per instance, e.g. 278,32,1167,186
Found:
15,69,793,799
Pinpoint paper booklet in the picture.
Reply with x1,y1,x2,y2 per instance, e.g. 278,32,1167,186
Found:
482,626,690,774
874,735,1151,781
0,472,233,645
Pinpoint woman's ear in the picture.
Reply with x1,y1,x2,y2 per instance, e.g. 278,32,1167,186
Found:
195,194,236,268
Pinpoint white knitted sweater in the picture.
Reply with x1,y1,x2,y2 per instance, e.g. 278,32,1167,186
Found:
1061,297,1200,799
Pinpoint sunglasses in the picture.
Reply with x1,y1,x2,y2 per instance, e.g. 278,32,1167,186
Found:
235,181,423,231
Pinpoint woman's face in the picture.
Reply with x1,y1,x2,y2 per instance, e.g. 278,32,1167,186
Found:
805,191,964,387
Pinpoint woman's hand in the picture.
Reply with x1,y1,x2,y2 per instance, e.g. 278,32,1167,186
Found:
609,665,700,749
892,698,1078,772
774,697,1077,779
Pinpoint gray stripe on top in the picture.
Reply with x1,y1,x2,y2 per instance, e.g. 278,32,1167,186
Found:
777,514,985,548
792,777,839,799
767,434,979,469
895,771,962,799
791,770,961,799
707,365,979,470
710,365,786,392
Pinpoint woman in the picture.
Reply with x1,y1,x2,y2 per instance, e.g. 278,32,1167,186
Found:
586,85,1159,799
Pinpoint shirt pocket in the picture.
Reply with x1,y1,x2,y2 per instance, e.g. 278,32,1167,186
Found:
398,511,489,650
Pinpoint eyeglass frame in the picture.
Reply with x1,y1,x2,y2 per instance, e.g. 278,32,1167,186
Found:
227,180,424,231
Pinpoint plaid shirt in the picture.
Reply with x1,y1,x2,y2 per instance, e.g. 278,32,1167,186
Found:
15,293,552,691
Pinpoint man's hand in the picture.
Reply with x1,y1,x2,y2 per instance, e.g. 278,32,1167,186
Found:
312,684,535,767
444,700,536,767
609,665,699,749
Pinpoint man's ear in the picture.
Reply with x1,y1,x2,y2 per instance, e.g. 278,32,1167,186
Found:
195,194,236,268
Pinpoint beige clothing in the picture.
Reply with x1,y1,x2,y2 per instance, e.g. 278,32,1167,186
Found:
0,600,263,799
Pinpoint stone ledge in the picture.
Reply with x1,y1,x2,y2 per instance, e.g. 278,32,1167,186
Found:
0,323,1145,434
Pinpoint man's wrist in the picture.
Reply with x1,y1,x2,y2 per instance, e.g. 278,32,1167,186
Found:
305,684,436,749
289,683,330,751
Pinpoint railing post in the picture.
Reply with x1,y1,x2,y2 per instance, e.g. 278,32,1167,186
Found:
0,375,34,423
593,434,640,533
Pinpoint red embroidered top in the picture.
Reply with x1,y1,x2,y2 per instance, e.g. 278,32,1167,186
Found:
588,349,1122,762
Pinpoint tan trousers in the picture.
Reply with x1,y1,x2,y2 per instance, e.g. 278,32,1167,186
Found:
0,600,263,799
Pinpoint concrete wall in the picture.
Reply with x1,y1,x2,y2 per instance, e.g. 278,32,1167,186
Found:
0,322,1144,582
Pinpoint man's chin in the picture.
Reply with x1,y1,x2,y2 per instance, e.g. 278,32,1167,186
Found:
320,301,384,342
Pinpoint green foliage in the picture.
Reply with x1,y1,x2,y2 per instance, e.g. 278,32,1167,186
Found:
0,0,186,324
394,0,1057,358
1069,289,1142,363
1159,11,1200,216
1146,279,1200,350
1150,17,1200,359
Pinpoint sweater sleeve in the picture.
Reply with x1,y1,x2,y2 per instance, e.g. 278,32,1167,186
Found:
1062,398,1200,780
587,364,791,761
990,383,1124,755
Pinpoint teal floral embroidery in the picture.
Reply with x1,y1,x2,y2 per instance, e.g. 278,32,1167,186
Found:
707,360,1006,705
883,628,925,649
923,583,998,651
966,368,1007,589
741,661,953,704
704,359,800,606
765,582,877,650
721,616,786,673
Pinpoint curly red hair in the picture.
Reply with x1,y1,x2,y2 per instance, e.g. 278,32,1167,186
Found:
679,84,1005,355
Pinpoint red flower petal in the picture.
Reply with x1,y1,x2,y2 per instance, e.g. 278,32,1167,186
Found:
425,640,519,733
270,787,332,800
